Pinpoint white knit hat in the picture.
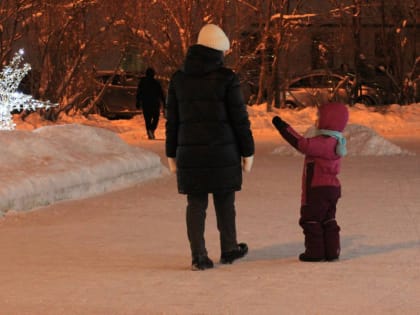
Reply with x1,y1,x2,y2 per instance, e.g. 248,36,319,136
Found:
197,24,230,52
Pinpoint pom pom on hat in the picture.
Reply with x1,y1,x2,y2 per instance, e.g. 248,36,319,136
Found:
197,24,230,52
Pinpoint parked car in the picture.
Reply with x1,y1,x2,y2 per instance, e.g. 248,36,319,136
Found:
94,70,141,119
277,70,393,109
355,66,401,105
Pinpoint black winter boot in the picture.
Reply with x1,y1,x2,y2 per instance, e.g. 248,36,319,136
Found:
147,130,154,139
220,243,248,264
191,255,214,271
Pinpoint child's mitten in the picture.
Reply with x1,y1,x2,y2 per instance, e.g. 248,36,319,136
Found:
272,116,289,130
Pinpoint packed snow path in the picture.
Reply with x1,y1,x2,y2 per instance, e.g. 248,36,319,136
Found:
0,137,419,315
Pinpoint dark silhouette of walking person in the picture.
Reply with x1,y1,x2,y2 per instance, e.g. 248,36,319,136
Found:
165,24,255,271
136,67,165,139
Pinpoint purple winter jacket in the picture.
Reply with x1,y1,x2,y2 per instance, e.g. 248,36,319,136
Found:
274,102,349,204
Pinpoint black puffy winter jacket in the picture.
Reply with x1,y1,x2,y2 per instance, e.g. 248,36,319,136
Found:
165,44,254,194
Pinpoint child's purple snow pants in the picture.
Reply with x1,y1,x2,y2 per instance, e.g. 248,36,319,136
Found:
299,186,341,260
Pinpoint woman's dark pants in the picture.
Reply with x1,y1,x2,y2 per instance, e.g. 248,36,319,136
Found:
186,192,237,258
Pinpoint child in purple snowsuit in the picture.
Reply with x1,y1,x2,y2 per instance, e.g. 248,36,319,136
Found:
272,102,349,262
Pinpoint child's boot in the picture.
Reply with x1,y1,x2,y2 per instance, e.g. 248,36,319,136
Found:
300,221,325,262
324,219,341,261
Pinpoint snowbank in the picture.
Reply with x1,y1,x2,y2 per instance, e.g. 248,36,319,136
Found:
273,124,414,156
0,124,166,215
248,102,420,137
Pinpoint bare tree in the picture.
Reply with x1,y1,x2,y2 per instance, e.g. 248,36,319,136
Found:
18,0,127,119
0,0,34,65
2,0,417,119
120,0,244,77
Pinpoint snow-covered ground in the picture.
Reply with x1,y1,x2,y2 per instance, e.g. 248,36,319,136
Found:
0,103,419,314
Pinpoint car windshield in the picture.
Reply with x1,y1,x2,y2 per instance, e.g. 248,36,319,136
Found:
290,75,342,88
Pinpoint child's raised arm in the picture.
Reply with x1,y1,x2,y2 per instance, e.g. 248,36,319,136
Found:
272,116,299,150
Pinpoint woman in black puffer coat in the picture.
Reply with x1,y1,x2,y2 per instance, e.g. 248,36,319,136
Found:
165,24,255,271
